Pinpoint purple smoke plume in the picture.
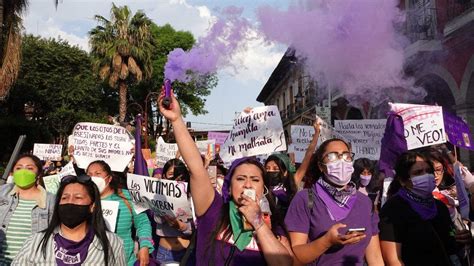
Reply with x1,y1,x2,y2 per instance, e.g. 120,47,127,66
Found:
164,6,251,82
257,0,423,104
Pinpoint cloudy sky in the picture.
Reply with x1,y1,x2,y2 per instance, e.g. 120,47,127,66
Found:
23,0,290,130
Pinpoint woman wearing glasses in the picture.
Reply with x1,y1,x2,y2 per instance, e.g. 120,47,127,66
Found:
285,139,383,265
12,175,125,265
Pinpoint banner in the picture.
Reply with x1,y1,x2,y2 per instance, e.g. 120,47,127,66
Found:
443,111,474,150
101,200,119,232
33,144,63,161
127,173,192,221
334,119,386,160
58,161,77,179
156,137,178,167
207,132,229,145
390,103,446,150
220,106,287,164
72,122,134,171
43,174,60,194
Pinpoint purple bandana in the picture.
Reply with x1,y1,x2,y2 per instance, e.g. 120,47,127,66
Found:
222,157,261,203
272,185,289,203
54,228,94,266
397,188,437,220
316,178,357,221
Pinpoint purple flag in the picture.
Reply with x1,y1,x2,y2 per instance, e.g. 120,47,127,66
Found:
134,115,149,176
453,163,470,219
379,112,408,178
443,111,474,150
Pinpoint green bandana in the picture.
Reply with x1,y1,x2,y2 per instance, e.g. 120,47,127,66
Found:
229,200,253,251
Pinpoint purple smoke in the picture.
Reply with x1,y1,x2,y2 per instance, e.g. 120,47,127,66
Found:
257,0,422,104
164,6,251,82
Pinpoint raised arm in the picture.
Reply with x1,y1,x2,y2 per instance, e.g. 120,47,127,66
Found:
159,90,214,216
294,121,320,186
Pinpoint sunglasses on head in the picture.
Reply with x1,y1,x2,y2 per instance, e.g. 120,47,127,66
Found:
61,174,92,184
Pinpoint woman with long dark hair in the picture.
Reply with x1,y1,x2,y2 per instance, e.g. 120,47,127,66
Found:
12,174,125,265
86,160,153,266
159,91,293,265
286,138,383,265
0,154,55,264
380,151,459,265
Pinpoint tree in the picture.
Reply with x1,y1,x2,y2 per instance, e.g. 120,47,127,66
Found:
89,4,154,122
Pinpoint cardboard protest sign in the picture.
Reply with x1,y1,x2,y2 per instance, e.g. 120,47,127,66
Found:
33,144,63,161
207,132,229,145
334,119,386,160
220,106,287,164
390,103,446,150
58,161,77,179
101,200,119,232
127,173,192,221
72,122,134,171
156,137,178,167
443,111,474,150
43,174,60,194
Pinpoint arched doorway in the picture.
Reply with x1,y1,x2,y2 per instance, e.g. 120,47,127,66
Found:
415,74,456,113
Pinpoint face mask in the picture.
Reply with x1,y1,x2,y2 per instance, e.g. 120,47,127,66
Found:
266,171,283,187
324,160,354,186
410,173,436,199
13,169,37,189
58,203,91,229
91,176,107,193
6,175,13,184
359,175,372,187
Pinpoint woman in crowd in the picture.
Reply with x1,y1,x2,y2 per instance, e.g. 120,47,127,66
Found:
351,158,375,195
380,151,459,265
0,154,56,264
12,174,125,265
159,90,293,265
286,139,383,265
86,160,153,266
153,158,194,264
264,153,298,216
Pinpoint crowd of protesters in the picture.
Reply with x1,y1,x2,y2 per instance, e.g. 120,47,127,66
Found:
1,89,474,266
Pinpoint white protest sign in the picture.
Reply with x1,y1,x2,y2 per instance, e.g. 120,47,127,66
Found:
221,106,287,164
207,132,229,145
72,122,134,171
334,119,386,160
58,161,77,179
156,137,178,167
33,144,63,161
127,173,192,221
196,139,216,155
390,103,446,150
43,174,60,194
101,200,119,232
290,125,315,163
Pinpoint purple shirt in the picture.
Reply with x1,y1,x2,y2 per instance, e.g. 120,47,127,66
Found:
196,191,282,266
285,184,379,265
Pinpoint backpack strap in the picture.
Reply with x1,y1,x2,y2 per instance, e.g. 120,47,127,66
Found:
307,188,314,215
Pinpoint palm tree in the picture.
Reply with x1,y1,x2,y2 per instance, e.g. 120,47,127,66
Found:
89,4,154,122
0,0,27,100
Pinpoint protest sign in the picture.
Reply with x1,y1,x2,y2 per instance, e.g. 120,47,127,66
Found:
290,125,315,163
334,119,386,160
43,174,60,194
127,173,192,221
390,103,446,150
33,144,63,161
220,106,287,164
443,111,474,150
196,139,215,155
72,122,134,171
101,200,119,232
58,161,77,179
207,132,229,145
156,137,178,167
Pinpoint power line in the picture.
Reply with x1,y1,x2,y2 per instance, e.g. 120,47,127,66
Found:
186,121,233,126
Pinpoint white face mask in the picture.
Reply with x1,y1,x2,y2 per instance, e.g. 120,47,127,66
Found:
91,176,107,194
6,175,13,184
325,159,354,186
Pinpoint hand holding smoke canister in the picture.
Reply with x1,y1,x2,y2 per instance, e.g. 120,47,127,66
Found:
162,79,172,110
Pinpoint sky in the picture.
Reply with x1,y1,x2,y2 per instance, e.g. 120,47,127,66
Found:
23,0,290,131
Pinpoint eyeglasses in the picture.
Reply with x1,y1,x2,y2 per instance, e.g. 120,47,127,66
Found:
61,175,92,184
434,169,445,175
322,151,355,163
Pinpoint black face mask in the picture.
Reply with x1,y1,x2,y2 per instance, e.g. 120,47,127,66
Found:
266,171,283,187
58,204,92,229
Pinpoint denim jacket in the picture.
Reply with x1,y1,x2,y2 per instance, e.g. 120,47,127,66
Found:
0,184,55,243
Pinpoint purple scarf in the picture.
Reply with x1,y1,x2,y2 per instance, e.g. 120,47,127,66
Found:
54,228,94,266
272,185,289,203
316,179,357,221
397,188,438,220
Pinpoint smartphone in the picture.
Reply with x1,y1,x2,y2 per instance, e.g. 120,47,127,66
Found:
243,188,256,201
346,228,366,234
